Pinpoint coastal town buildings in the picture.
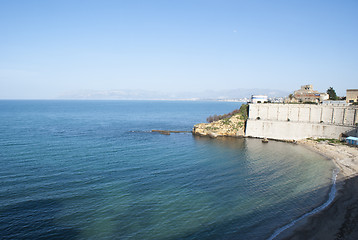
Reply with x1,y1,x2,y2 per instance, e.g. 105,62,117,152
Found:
292,85,329,103
347,89,358,104
268,97,284,103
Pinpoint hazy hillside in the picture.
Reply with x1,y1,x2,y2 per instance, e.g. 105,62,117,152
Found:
58,88,290,100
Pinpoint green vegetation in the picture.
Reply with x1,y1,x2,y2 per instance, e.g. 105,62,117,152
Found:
206,104,248,123
327,87,338,100
308,138,342,144
237,104,248,120
222,118,231,125
237,122,244,128
302,101,318,104
205,126,219,130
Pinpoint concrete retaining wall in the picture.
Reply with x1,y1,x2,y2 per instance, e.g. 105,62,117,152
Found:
248,104,358,126
245,120,355,140
246,104,358,140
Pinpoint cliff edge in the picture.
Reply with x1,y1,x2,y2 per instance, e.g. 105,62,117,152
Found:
192,105,247,138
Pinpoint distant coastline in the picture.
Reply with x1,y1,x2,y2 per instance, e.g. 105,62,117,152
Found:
56,88,288,101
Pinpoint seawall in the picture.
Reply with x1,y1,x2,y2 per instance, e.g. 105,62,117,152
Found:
245,104,358,140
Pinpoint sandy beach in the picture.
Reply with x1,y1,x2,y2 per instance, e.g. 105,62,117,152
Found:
276,140,358,240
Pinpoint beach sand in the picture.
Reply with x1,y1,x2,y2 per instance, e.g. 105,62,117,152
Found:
276,140,358,240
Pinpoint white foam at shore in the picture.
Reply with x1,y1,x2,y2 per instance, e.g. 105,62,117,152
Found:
267,168,339,240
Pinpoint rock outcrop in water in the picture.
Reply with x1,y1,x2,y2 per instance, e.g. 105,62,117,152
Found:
193,112,246,138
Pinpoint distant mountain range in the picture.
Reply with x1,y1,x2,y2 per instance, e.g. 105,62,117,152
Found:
58,88,290,100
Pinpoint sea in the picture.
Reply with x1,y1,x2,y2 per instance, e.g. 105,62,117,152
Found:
0,100,335,240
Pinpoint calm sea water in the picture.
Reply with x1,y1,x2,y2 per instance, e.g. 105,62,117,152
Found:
0,100,334,240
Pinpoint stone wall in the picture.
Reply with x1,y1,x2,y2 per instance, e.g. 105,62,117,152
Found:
248,104,358,126
246,104,358,140
245,120,355,140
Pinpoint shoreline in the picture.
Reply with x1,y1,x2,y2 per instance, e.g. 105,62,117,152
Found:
275,140,358,239
191,133,358,238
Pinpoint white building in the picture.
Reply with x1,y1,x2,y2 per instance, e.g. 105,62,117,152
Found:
251,95,268,104
320,93,329,102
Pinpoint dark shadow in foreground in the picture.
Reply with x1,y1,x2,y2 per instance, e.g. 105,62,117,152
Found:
2,165,358,239
279,175,358,240
0,199,79,240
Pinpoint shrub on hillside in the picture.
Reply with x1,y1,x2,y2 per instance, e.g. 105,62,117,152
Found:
206,104,248,123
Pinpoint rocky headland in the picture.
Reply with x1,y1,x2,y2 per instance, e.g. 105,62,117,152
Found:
192,105,247,138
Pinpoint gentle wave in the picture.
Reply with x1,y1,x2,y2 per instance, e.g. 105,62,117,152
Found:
267,168,339,240
0,101,336,239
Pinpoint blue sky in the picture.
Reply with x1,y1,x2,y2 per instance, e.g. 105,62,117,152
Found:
0,0,357,99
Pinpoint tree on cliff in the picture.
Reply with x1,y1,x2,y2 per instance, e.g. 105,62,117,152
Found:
327,87,338,100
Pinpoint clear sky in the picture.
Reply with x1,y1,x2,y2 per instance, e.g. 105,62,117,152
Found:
0,0,357,99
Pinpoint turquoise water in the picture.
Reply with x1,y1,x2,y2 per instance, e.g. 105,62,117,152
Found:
0,100,334,239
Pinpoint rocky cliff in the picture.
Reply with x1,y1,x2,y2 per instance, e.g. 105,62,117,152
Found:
192,114,246,137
